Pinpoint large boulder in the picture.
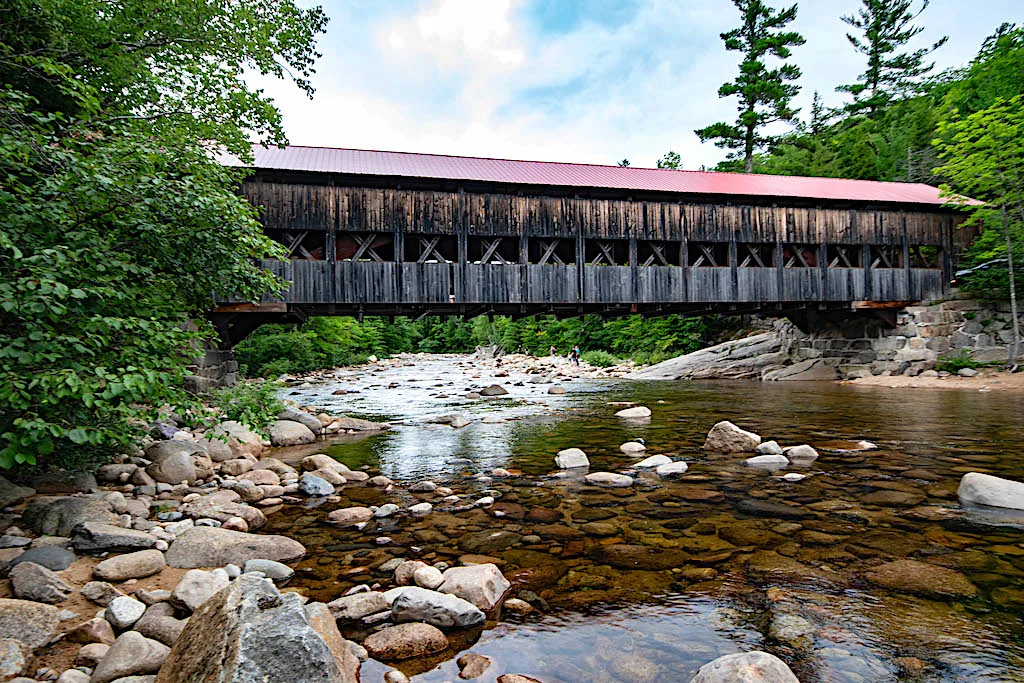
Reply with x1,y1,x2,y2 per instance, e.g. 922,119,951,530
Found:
0,599,59,649
327,417,388,432
362,623,448,661
958,472,1024,511
763,358,838,382
269,420,316,447
863,559,977,599
164,527,305,569
690,652,799,683
91,631,170,683
392,587,485,629
9,562,73,604
0,476,35,509
437,564,510,611
209,421,264,459
554,448,589,469
631,330,787,380
70,522,157,554
93,549,166,581
172,569,231,612
144,441,199,485
278,407,323,435
22,497,116,536
154,574,357,683
703,421,761,453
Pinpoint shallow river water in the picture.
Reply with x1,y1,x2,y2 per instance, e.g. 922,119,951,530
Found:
264,355,1024,683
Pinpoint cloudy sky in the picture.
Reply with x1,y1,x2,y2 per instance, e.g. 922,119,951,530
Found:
258,0,1021,170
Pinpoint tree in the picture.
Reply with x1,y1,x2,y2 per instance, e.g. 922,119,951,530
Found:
695,0,805,173
657,151,683,169
809,91,828,136
935,96,1024,364
0,0,327,468
837,0,948,116
617,159,631,167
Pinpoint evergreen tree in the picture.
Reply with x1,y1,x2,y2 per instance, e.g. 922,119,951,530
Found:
617,159,631,167
809,91,828,136
837,0,948,116
657,151,683,169
695,0,805,173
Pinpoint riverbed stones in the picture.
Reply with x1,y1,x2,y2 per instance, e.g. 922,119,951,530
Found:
105,595,147,630
619,441,647,454
66,618,116,646
634,454,671,468
745,454,790,470
328,592,389,622
270,420,316,447
133,604,188,647
22,497,117,537
325,507,374,528
703,421,761,453
144,441,199,485
363,623,448,661
9,562,73,604
278,407,323,434
480,384,509,397
786,444,819,461
298,474,335,497
181,495,266,530
768,614,815,650
588,544,688,571
172,569,231,612
554,448,589,469
0,477,35,509
210,421,264,458
0,637,30,680
655,461,689,477
90,631,169,683
437,564,510,611
584,472,633,488
957,472,1024,510
155,574,356,683
614,406,651,418
392,587,485,629
863,559,978,599
457,653,491,679
755,441,784,455
413,565,444,590
69,522,156,554
6,546,76,573
94,549,166,581
690,651,799,683
737,499,813,520
0,599,59,649
164,527,305,568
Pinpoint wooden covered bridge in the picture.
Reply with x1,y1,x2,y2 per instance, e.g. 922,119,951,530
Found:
211,145,965,345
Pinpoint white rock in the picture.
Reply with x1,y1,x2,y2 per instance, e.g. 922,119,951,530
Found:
614,406,651,419
655,461,689,477
755,440,783,455
408,503,432,515
475,496,495,507
634,454,672,468
391,587,484,629
619,441,647,454
704,421,761,453
172,568,230,612
437,564,510,611
412,566,444,590
785,444,819,461
745,454,790,471
554,448,589,469
374,504,400,518
780,473,806,482
958,472,1024,511
105,596,146,630
584,472,633,488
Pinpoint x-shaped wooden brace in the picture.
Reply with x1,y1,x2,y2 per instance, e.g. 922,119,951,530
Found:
280,230,317,259
828,245,857,268
536,239,565,265
691,244,720,268
739,244,768,268
416,236,452,264
641,242,671,267
911,246,936,268
348,233,386,262
872,246,899,269
784,245,812,269
589,240,620,266
475,237,510,265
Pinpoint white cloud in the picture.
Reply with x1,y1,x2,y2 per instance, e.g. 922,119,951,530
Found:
257,0,1021,170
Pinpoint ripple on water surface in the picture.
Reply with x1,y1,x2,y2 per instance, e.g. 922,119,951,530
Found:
267,356,1024,682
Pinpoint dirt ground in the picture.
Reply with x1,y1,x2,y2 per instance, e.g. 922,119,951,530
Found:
845,368,1024,392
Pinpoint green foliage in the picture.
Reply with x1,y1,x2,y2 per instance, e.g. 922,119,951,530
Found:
837,0,948,116
0,0,327,468
580,350,619,368
209,381,284,436
695,0,805,173
657,151,682,169
936,350,983,373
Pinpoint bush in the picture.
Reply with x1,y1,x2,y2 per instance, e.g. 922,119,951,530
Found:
581,350,620,367
936,350,984,373
209,381,284,436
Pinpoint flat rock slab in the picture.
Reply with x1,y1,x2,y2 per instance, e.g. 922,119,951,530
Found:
0,599,60,649
864,559,978,599
6,546,77,573
165,527,305,569
70,522,157,554
22,497,116,536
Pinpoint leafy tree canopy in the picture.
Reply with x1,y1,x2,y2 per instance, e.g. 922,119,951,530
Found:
0,0,327,468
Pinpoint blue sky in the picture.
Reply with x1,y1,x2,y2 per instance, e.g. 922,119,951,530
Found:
257,0,1022,170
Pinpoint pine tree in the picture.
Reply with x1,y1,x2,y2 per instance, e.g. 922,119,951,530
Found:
617,159,631,167
809,91,827,136
657,151,682,169
837,0,948,116
695,0,805,173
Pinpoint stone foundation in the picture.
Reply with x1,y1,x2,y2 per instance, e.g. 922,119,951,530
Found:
185,346,238,393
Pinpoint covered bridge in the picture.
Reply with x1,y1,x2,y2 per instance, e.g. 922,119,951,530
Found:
212,145,966,344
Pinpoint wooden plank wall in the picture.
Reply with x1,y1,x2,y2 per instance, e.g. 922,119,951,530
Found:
241,179,959,307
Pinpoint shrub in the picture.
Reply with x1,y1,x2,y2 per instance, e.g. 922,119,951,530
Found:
936,350,983,373
581,350,620,368
209,381,284,436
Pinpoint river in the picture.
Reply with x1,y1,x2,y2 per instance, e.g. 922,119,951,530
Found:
264,354,1024,682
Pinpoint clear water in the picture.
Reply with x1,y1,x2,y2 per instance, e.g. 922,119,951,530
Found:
265,355,1024,682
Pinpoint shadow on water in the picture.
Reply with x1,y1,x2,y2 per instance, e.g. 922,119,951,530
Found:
266,357,1024,682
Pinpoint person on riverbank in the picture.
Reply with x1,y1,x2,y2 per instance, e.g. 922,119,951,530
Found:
568,345,581,366
550,345,557,357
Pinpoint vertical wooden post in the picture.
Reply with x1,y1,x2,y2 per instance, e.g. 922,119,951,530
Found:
862,243,872,301
819,240,828,303
729,232,739,302
629,235,639,304
902,216,911,300
681,237,690,303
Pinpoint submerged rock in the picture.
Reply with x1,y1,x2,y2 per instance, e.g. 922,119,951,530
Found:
957,472,1024,511
690,651,799,682
437,564,510,611
614,406,651,419
363,623,448,661
392,587,485,629
584,472,633,488
863,559,977,599
704,421,761,453
655,461,689,477
554,448,589,469
745,454,790,470
634,454,671,468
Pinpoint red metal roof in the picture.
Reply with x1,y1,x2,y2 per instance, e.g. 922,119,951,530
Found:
236,145,953,206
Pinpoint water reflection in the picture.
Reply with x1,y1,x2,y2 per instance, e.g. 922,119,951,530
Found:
270,356,1024,682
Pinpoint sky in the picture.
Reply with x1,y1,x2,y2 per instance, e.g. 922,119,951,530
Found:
256,0,1022,170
